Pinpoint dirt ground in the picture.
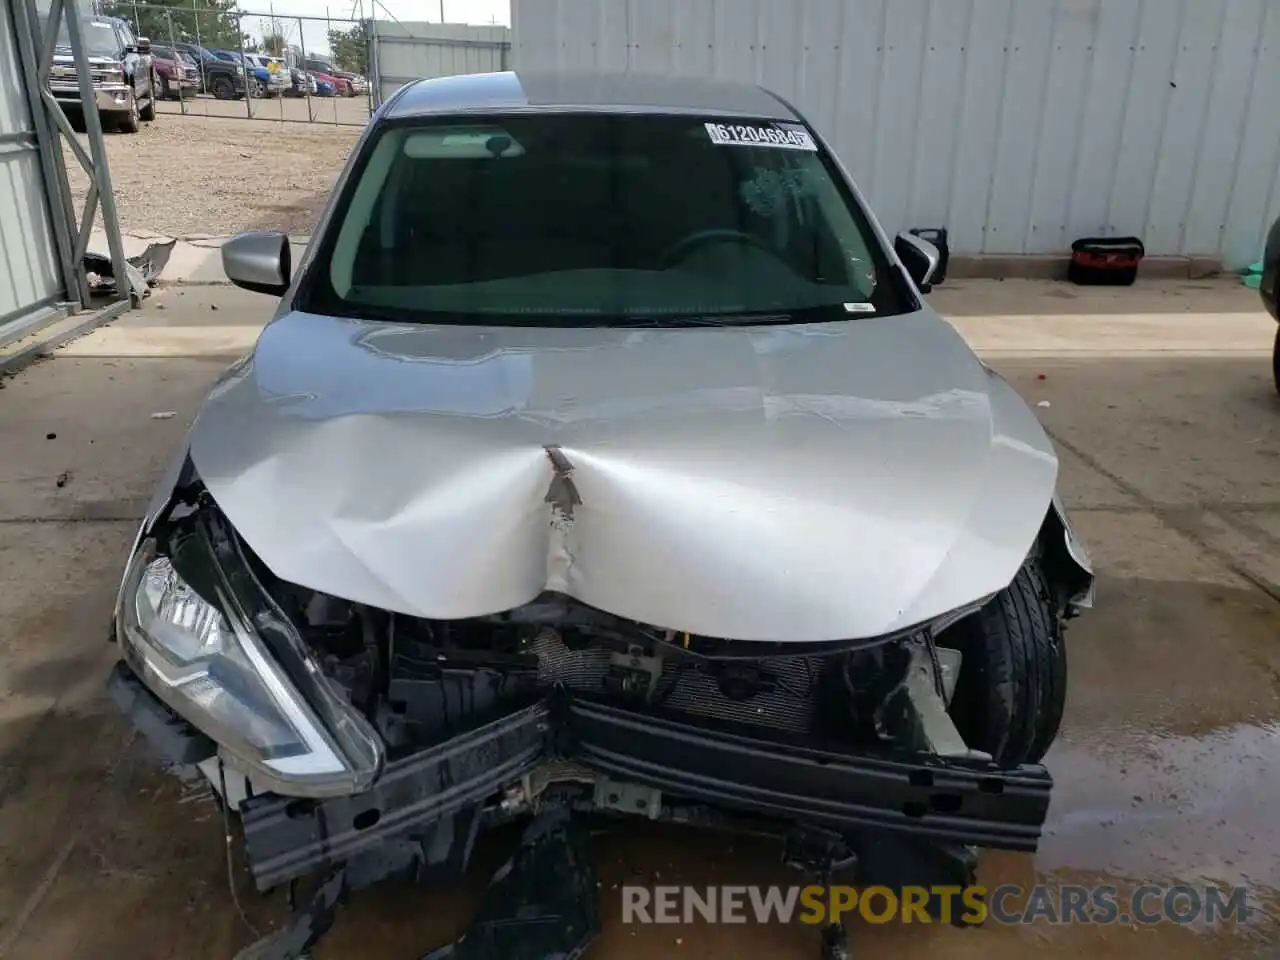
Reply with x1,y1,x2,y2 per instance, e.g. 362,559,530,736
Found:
0,279,1279,959
61,107,362,239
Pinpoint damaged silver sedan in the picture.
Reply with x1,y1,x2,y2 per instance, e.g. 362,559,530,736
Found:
108,71,1094,959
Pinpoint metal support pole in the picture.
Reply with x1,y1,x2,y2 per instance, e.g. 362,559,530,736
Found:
325,5,335,124
367,13,379,109
236,12,252,117
63,0,133,302
191,0,205,108
297,16,314,120
12,0,88,305
359,0,372,116
165,9,187,115
39,0,66,76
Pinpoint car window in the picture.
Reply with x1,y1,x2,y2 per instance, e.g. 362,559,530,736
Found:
45,16,120,57
304,114,904,326
117,20,134,45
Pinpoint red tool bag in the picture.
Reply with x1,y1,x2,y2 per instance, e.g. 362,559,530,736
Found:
1068,236,1145,286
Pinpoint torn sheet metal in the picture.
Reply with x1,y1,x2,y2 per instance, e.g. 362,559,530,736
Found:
185,308,1067,643
84,240,177,301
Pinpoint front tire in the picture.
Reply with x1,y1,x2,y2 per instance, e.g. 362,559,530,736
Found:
1272,327,1279,396
139,76,156,121
115,93,140,133
941,560,1066,767
158,73,171,100
212,74,234,100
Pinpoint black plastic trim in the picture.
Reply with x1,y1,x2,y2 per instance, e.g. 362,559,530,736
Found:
240,702,547,889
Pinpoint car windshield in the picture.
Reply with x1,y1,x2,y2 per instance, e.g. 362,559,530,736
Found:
44,16,119,57
303,114,906,326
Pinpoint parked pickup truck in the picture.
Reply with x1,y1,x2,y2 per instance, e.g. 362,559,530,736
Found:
302,57,355,96
40,13,156,133
242,53,291,97
171,41,246,99
150,43,199,100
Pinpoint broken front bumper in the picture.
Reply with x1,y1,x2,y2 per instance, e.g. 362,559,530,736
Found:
108,660,1051,892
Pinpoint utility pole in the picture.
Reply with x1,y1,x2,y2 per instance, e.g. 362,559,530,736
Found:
439,1,444,23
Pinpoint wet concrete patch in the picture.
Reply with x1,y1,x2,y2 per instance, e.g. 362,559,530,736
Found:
1,734,239,960
1040,576,1280,893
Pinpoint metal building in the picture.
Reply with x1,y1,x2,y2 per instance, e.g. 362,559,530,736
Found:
1,0,69,341
371,21,511,106
1,0,127,350
512,0,1280,271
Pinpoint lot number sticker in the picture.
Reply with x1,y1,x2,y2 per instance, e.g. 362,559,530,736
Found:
705,122,817,151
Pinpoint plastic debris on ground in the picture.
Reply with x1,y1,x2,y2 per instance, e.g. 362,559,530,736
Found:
421,807,601,960
83,240,178,302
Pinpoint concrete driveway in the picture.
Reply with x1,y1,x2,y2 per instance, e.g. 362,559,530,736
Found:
0,278,1277,959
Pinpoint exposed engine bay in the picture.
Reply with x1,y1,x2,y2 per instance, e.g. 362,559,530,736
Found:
271,571,967,761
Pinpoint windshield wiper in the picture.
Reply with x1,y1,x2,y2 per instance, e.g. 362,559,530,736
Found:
620,313,794,328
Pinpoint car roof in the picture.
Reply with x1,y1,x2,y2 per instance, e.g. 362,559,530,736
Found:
385,70,798,122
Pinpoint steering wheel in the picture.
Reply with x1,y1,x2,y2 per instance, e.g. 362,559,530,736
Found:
660,228,770,267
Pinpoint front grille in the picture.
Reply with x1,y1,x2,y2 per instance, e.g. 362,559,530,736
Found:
528,630,821,733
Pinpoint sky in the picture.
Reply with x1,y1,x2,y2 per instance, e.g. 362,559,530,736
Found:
232,0,508,57
253,0,509,26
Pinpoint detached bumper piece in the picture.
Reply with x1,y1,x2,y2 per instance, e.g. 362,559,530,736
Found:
237,807,599,960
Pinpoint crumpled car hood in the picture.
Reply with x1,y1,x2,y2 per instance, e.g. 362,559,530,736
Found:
187,309,1059,643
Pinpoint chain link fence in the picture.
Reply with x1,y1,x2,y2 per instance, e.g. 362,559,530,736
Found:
109,1,375,125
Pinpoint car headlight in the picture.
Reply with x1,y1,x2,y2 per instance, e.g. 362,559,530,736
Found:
234,64,244,74
118,525,383,797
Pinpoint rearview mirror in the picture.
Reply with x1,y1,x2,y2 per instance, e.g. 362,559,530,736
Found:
222,230,291,296
1262,215,1279,321
894,232,940,294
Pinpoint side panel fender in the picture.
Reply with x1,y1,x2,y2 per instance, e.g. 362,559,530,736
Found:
1040,494,1095,614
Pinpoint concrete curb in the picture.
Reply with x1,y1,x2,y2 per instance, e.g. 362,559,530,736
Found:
946,254,1222,282
0,299,132,377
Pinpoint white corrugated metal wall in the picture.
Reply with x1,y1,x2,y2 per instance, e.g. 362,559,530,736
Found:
372,22,510,106
512,0,1280,270
0,0,67,338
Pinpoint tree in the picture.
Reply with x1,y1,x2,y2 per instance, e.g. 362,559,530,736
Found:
326,21,369,74
105,0,243,51
261,29,286,56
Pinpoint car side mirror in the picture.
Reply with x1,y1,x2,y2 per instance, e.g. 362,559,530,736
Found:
894,232,940,294
1262,215,1280,322
222,230,291,296
136,36,151,54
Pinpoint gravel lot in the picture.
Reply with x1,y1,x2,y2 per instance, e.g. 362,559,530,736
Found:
61,106,362,239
